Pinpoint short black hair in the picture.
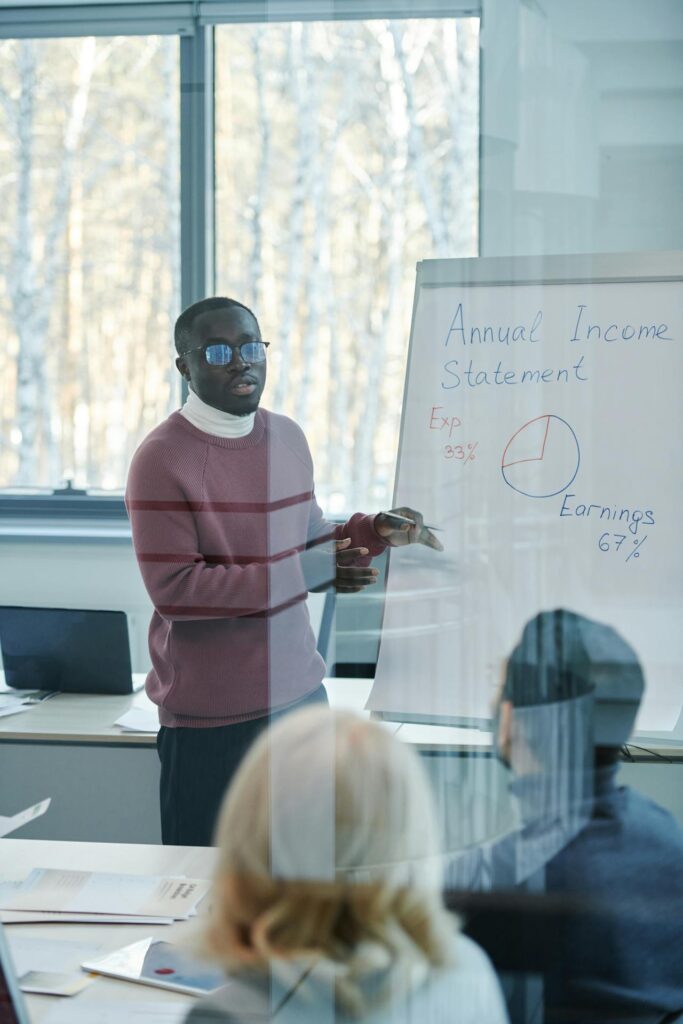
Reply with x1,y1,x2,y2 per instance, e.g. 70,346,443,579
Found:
503,608,645,754
174,297,260,355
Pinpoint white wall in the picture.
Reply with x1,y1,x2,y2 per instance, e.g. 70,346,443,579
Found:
480,0,683,257
0,535,154,673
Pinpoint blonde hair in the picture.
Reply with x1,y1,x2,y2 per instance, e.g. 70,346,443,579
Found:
203,707,458,1017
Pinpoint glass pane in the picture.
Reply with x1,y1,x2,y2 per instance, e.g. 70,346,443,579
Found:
0,36,180,491
215,18,480,513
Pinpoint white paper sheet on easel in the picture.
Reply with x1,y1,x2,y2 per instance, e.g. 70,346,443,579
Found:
0,798,50,838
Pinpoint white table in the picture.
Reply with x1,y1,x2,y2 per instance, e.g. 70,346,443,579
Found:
1,676,681,844
0,838,217,1023
0,676,383,745
1,674,678,756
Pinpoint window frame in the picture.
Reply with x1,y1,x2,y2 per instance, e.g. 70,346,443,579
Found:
0,0,481,529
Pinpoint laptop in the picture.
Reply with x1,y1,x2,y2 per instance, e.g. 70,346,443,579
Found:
0,924,30,1024
0,606,134,695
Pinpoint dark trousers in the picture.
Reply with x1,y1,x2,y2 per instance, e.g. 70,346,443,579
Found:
156,684,328,847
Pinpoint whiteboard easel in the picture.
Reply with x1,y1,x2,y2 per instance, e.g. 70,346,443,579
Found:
367,252,683,736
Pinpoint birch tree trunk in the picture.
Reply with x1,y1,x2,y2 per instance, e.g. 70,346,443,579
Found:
353,22,409,508
161,35,181,411
437,19,479,254
11,41,42,485
273,23,314,413
390,21,449,257
10,38,96,485
248,29,270,313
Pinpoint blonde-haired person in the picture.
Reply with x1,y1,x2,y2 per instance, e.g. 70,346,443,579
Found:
187,708,508,1023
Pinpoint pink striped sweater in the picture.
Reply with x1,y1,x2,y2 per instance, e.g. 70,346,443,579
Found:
125,409,387,727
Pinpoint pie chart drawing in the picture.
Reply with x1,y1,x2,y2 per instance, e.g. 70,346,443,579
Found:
501,414,580,498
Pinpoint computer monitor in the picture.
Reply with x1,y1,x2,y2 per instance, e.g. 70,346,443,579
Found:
0,606,134,695
0,924,30,1024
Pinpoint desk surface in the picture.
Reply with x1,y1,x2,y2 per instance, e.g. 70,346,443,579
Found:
0,675,492,753
1,675,681,760
0,677,382,745
0,838,217,1023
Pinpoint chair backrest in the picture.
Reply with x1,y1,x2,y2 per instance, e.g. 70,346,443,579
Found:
306,591,336,667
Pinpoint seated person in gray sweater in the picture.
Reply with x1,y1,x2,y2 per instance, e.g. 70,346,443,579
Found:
461,609,683,1024
187,707,508,1023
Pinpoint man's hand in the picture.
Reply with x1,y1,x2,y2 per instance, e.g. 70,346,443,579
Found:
333,537,380,594
374,506,444,552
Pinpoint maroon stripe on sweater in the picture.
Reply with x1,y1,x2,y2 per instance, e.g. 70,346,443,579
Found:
158,592,307,619
138,552,274,565
137,537,334,566
127,492,313,514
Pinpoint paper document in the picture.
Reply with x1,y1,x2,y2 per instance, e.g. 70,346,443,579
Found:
1,910,173,925
0,690,55,706
0,691,39,704
0,798,51,838
115,707,159,733
0,691,57,718
0,869,211,920
0,705,32,719
41,1000,192,1024
82,936,226,996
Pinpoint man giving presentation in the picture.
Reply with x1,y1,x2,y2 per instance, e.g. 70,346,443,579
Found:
126,297,441,845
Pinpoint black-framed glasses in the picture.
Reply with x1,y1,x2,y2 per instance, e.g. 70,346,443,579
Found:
184,341,270,366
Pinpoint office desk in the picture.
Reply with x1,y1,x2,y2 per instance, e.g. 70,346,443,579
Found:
0,678,399,843
0,676,381,745
0,676,504,845
0,838,217,1023
1,675,678,755
2,677,681,843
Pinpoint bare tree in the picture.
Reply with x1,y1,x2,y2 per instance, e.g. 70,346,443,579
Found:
246,29,271,313
4,38,96,485
273,23,316,412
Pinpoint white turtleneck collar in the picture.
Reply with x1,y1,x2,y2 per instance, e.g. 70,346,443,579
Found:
180,389,256,439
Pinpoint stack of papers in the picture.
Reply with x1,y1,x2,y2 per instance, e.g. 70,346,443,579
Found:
0,868,211,925
0,689,56,719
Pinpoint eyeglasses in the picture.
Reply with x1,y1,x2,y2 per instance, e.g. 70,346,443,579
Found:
184,341,270,366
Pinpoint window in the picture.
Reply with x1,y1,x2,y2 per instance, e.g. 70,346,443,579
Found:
0,35,180,493
215,18,479,512
0,14,479,514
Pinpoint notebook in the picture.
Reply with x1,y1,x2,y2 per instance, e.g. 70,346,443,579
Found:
82,938,225,996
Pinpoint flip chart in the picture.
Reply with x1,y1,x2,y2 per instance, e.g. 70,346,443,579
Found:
367,252,683,732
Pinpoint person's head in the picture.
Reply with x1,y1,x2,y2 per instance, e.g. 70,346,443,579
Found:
496,609,645,769
204,708,457,1012
174,297,267,416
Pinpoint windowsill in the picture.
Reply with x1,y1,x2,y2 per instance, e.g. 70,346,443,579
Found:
0,512,355,543
0,519,132,543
